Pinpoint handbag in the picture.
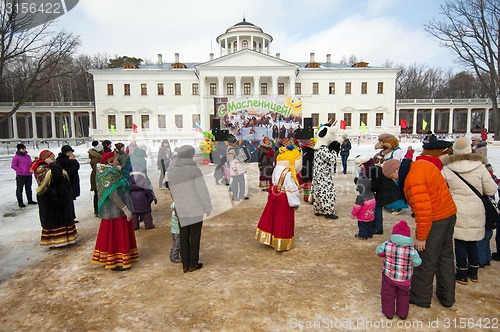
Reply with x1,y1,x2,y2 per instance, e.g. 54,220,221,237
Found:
453,171,499,228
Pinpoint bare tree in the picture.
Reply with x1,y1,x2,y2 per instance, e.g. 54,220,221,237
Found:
0,0,80,124
424,0,500,139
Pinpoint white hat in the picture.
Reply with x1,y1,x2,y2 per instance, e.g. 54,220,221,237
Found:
453,137,471,155
354,155,370,166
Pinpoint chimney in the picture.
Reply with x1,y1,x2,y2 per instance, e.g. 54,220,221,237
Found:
326,54,331,64
310,53,315,63
175,53,179,63
210,53,214,61
157,54,162,65
276,53,280,59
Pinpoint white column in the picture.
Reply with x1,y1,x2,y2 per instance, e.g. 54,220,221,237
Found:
395,108,400,127
412,109,418,134
430,108,435,133
484,108,489,130
448,109,454,134
12,112,18,139
267,39,270,54
50,111,57,138
253,76,260,98
31,111,38,139
272,76,278,97
218,76,224,97
88,110,94,133
70,111,76,138
289,76,295,96
220,40,223,56
250,36,254,50
236,36,240,52
199,76,207,130
466,107,471,134
235,76,241,97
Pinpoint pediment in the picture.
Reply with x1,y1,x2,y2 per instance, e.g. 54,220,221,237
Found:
196,49,299,69
102,108,118,114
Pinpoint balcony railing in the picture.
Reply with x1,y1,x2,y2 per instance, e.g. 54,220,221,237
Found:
396,98,491,105
0,101,94,108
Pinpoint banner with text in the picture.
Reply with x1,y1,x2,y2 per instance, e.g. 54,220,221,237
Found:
214,96,303,141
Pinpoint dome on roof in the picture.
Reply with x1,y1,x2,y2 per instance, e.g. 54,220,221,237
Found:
226,18,263,33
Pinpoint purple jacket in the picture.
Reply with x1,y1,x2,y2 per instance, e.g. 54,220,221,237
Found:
129,171,156,213
11,152,33,176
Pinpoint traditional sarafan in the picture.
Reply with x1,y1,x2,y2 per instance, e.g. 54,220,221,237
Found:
255,143,301,251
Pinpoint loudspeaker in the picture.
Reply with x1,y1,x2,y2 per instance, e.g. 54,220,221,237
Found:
212,129,229,141
294,117,314,139
212,118,220,131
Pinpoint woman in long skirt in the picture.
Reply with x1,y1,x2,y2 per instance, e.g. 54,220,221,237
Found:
92,152,138,271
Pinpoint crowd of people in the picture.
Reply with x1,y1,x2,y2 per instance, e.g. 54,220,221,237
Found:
9,128,500,319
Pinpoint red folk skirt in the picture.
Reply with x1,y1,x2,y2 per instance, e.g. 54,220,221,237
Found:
255,185,295,251
92,216,139,269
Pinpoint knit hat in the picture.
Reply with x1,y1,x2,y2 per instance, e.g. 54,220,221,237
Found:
39,150,53,160
94,144,103,152
382,159,401,178
453,137,471,155
471,136,481,141
227,134,237,144
100,151,115,164
177,145,195,159
16,143,26,150
392,220,411,237
342,133,348,139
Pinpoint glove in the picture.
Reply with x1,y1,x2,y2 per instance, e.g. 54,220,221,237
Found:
122,206,132,221
154,198,158,205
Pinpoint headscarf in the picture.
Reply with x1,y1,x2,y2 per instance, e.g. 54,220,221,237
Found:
96,164,128,211
30,150,53,172
100,151,115,164
260,137,274,159
276,143,302,185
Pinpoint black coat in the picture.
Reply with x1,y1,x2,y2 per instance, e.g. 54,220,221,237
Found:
301,146,314,182
369,165,399,207
37,163,75,229
56,153,80,199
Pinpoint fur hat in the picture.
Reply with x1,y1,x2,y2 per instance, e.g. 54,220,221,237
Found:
392,220,410,237
382,159,401,178
100,152,115,164
177,145,195,159
453,137,471,155
61,145,74,154
16,143,26,151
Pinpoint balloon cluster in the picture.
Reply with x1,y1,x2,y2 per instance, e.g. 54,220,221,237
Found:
199,131,215,165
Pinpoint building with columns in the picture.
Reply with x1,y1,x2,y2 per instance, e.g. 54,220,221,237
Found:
89,18,401,140
0,19,494,142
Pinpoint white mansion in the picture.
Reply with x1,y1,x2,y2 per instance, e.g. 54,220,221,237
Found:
89,18,400,141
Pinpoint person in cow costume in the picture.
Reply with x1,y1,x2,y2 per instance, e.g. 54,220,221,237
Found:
312,120,341,219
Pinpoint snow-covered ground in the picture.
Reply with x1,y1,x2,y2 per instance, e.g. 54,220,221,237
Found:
0,137,499,281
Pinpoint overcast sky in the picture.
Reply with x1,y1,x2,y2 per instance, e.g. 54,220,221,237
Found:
55,0,465,71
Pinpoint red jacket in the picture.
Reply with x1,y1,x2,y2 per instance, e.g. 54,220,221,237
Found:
403,158,457,241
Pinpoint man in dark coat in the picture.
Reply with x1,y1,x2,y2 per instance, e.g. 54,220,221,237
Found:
56,145,80,222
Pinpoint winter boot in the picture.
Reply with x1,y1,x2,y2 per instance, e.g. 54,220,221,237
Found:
468,265,479,283
17,197,25,208
455,267,468,285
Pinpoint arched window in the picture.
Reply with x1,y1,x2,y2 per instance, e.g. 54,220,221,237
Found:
253,41,257,51
242,40,248,48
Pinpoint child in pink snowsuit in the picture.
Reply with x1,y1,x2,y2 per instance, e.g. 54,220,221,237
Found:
376,220,421,320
